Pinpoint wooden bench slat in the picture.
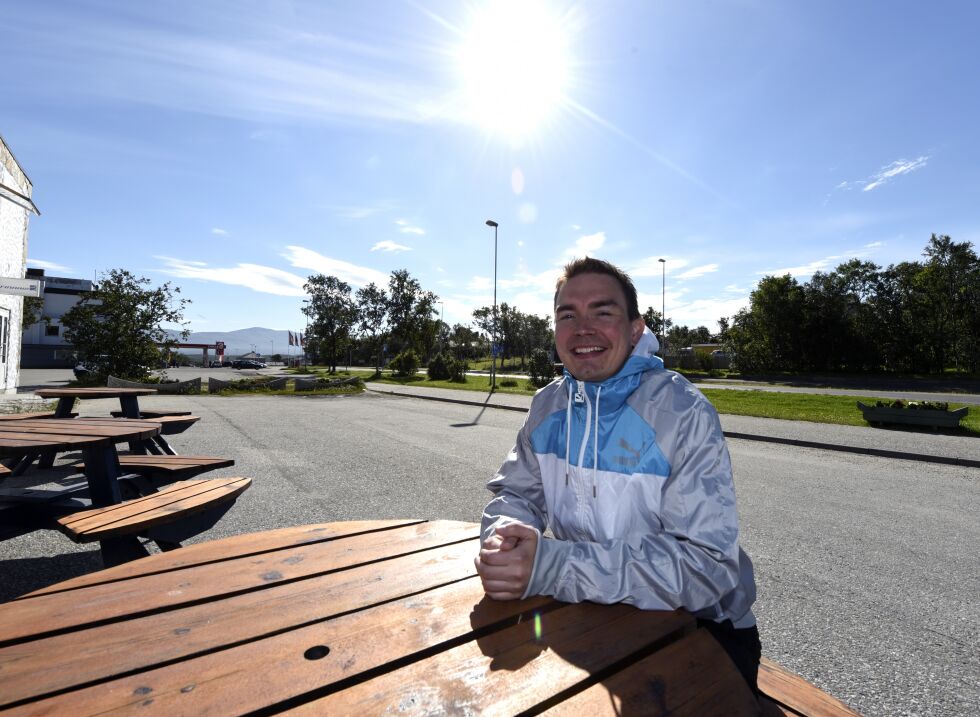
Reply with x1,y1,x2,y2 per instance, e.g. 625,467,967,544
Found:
0,412,77,421
55,477,251,542
73,455,235,475
759,657,862,717
110,410,193,418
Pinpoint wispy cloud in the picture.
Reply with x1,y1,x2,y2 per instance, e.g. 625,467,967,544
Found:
27,258,72,272
863,156,929,191
211,227,227,236
833,156,929,194
156,256,306,296
283,245,388,287
395,219,425,235
675,263,719,280
630,256,688,278
371,240,411,252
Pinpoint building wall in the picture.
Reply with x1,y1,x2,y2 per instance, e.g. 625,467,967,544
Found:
21,272,94,368
0,136,31,393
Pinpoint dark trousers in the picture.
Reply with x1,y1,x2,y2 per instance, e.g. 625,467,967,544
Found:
696,618,762,695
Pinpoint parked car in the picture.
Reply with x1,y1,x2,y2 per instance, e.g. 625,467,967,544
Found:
232,359,266,369
73,362,93,380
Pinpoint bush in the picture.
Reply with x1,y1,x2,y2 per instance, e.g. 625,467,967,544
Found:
389,349,420,377
427,352,451,380
528,348,556,388
695,349,713,372
448,357,468,382
499,378,518,387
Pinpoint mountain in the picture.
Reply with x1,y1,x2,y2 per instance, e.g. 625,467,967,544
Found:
172,327,304,358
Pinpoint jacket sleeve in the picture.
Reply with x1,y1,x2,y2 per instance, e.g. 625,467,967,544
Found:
481,414,549,543
524,397,743,614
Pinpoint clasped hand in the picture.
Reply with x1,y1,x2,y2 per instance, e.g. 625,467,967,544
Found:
474,522,538,600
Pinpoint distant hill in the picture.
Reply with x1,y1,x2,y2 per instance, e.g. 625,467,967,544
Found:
172,327,304,358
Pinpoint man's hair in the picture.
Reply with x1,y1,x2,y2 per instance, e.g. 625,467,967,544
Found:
554,257,641,320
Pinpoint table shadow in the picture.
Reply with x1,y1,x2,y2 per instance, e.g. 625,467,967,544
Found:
0,550,103,603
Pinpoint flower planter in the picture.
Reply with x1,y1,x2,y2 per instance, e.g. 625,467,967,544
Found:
857,401,968,430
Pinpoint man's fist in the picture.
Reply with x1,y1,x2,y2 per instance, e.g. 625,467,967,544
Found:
475,523,539,600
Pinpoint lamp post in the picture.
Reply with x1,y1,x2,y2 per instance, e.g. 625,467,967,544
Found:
438,301,445,350
486,219,498,391
658,258,666,355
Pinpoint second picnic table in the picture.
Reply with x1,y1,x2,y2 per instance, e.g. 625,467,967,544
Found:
35,386,157,419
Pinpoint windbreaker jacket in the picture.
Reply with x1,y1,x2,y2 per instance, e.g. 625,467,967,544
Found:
482,328,757,627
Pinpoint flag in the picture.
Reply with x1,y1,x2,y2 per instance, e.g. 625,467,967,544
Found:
299,333,305,347
288,331,294,346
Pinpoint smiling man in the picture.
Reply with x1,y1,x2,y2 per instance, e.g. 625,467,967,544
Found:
475,257,761,693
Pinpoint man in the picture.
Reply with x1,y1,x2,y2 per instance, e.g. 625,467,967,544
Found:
475,257,760,691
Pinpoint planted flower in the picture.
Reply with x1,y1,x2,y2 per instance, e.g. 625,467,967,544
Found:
858,400,967,430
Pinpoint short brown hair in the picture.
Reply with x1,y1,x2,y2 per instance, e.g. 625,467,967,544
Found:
554,257,640,320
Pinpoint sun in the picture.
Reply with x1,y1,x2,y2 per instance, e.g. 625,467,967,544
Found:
454,1,572,142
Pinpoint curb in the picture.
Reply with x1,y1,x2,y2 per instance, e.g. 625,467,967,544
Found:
367,386,980,470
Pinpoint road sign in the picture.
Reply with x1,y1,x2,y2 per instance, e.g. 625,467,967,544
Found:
0,276,42,297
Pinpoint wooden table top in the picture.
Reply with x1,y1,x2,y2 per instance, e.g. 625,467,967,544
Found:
0,418,161,455
35,387,157,399
0,520,759,715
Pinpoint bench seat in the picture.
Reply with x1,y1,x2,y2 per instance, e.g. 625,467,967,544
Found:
758,657,861,716
73,455,234,480
55,477,251,543
110,410,193,419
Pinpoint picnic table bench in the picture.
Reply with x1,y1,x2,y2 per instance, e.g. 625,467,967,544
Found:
0,520,860,715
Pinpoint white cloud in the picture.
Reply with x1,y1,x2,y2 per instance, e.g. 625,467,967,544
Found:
395,218,425,235
761,258,835,277
666,296,751,330
563,231,606,259
283,245,389,287
211,227,227,235
864,241,884,248
468,276,492,292
863,156,929,192
156,256,307,296
675,263,719,280
26,258,72,272
371,240,411,252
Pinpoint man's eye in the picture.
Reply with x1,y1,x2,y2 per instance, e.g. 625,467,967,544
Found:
558,313,574,321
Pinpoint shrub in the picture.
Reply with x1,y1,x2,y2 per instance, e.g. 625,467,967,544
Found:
499,378,518,387
528,348,556,388
695,349,713,372
427,352,451,380
447,357,468,382
389,349,420,377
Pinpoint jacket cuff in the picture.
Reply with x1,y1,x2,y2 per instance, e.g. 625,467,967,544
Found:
522,535,570,599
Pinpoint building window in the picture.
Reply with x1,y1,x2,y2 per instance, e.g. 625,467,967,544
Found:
45,325,60,337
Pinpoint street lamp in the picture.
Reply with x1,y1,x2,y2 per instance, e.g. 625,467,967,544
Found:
658,258,666,355
486,219,498,391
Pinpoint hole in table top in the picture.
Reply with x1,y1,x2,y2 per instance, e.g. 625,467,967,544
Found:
304,645,330,660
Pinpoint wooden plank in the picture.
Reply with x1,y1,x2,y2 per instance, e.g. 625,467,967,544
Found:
55,478,251,541
0,540,487,707
0,412,77,421
758,658,862,717
0,432,110,452
288,600,694,715
73,456,235,474
36,388,156,398
150,415,201,434
0,521,481,641
21,519,426,596
542,628,759,716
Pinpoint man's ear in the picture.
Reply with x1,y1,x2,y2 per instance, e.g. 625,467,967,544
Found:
630,318,645,345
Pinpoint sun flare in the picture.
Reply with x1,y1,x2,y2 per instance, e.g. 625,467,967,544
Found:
455,1,571,141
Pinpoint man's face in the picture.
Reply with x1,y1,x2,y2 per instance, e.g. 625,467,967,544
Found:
554,272,645,383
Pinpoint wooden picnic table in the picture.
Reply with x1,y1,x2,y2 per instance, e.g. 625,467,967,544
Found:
0,519,775,715
35,387,157,419
0,417,163,564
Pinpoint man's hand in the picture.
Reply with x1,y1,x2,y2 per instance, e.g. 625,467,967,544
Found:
475,523,539,600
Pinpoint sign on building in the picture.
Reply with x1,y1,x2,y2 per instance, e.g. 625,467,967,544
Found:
0,277,42,297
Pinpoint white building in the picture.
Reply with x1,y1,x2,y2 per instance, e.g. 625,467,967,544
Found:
0,134,38,393
21,268,93,368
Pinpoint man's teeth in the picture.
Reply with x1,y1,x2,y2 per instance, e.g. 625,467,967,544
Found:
574,347,604,354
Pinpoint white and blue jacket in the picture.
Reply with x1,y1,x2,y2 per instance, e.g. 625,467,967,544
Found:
482,328,757,627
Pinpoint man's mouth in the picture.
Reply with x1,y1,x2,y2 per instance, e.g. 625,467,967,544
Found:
573,346,605,355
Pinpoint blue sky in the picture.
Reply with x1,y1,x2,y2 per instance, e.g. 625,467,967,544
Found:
4,0,978,335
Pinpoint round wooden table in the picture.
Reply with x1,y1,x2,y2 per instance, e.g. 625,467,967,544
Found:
35,387,157,419
0,519,768,715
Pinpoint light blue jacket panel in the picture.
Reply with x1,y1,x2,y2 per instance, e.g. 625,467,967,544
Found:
482,329,757,627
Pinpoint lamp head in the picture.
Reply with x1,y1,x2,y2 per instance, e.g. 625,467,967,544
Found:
486,219,498,227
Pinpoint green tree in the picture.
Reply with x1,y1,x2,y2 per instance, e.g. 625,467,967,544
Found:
60,269,189,381
302,275,358,372
728,274,806,372
387,269,437,356
356,282,389,372
22,295,47,330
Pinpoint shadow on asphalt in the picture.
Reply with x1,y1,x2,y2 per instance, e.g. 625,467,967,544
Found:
0,550,104,602
450,392,496,428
